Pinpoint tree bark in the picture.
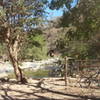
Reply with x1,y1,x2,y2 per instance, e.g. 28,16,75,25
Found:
8,49,24,83
65,56,68,86
6,28,27,83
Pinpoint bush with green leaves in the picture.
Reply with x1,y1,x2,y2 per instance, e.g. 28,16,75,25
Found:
20,31,48,61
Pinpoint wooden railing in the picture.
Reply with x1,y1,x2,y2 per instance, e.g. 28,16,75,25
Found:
66,59,100,88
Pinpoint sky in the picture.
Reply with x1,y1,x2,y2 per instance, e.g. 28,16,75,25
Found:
46,0,78,20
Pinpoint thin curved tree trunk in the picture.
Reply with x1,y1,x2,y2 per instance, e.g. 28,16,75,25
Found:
8,49,23,82
6,28,27,83
7,43,27,83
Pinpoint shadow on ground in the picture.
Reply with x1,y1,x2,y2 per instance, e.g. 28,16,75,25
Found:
0,79,100,100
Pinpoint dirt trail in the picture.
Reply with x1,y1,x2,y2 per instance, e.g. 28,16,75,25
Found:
0,78,100,100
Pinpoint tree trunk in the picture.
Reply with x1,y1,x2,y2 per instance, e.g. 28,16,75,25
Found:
6,28,27,83
7,44,27,83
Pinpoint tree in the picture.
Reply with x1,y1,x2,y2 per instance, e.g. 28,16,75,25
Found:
60,0,100,39
49,0,100,59
50,0,74,10
20,29,48,61
0,0,47,83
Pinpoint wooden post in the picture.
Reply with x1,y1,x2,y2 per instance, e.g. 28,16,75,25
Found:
77,60,80,74
65,56,68,86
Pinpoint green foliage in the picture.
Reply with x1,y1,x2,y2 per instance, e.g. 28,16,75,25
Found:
20,30,48,60
7,69,49,79
56,33,90,59
0,0,48,42
50,0,100,59
0,43,7,57
50,0,74,10
61,0,100,39
24,69,49,78
0,44,3,56
0,0,48,61
7,73,15,79
67,41,90,59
